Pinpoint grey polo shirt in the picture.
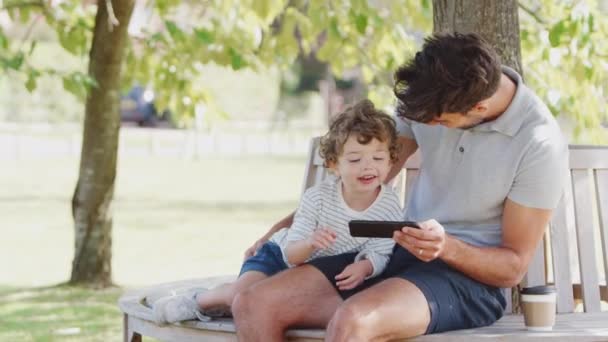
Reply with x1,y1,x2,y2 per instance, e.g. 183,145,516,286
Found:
396,66,569,247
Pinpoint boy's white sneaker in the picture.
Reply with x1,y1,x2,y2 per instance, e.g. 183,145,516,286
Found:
153,290,210,324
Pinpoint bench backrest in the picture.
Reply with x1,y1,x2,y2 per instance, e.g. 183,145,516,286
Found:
301,137,608,314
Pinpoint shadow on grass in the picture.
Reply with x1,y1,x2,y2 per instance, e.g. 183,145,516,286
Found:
0,283,125,342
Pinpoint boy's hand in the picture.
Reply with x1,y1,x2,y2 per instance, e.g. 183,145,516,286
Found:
335,260,373,290
307,227,337,250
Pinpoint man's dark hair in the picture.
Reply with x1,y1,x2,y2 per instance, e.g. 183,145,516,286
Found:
393,32,502,123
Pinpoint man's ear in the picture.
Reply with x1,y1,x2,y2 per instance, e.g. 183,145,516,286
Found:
471,100,489,114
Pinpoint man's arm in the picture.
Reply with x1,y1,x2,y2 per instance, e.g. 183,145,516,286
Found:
441,199,552,287
243,211,294,259
395,198,553,288
386,136,418,183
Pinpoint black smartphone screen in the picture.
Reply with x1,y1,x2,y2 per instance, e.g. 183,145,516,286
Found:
348,220,420,238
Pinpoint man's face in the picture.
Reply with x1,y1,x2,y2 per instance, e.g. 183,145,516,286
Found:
425,111,486,129
424,102,490,129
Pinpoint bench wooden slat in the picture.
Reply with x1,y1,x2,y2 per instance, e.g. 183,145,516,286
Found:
549,191,576,313
504,287,512,314
524,237,547,287
571,169,602,312
301,138,320,193
595,170,608,287
569,145,608,169
392,170,408,207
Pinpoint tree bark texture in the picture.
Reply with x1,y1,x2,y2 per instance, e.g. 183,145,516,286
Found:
70,0,135,287
432,0,522,75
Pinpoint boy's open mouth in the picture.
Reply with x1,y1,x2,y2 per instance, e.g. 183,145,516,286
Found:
358,175,377,184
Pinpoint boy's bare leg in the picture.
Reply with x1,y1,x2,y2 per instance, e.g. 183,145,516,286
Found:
232,265,343,342
196,271,268,311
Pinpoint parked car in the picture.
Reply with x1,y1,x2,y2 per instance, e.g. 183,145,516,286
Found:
120,85,172,127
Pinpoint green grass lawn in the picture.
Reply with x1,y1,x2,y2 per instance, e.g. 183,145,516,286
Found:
0,285,124,342
0,154,306,340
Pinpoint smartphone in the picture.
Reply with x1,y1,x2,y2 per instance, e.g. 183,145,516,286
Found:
348,220,420,238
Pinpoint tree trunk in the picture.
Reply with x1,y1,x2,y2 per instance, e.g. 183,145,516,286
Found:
432,0,524,312
432,0,522,75
70,0,135,287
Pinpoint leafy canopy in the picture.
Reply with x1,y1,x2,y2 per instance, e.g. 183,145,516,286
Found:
1,0,606,143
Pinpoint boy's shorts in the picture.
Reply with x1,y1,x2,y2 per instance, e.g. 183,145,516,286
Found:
239,241,288,277
307,245,506,334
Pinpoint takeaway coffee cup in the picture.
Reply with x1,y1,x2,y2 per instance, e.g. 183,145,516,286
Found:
521,285,557,331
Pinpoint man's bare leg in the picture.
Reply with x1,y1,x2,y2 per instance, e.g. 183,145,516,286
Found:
326,278,430,342
232,265,342,342
196,272,268,312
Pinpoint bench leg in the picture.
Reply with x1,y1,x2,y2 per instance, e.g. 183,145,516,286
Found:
124,314,142,342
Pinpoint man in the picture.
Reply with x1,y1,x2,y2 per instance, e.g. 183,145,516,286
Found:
234,32,568,341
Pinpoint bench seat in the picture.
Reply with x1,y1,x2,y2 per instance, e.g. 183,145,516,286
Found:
119,143,608,341
119,278,608,341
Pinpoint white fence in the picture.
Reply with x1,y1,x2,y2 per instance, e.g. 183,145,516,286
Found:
0,122,326,160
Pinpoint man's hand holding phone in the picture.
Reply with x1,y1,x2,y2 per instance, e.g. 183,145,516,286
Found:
393,219,447,262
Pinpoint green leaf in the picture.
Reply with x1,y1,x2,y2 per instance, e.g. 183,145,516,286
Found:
194,28,214,44
548,21,565,47
228,48,246,70
28,40,37,56
6,52,24,70
165,20,183,41
25,73,37,92
63,75,83,99
252,0,271,21
329,17,341,39
354,14,368,34
0,29,8,50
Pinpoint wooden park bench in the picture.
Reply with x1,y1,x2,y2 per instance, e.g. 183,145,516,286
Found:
119,139,608,341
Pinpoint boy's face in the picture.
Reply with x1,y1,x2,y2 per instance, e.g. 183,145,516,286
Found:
332,135,391,194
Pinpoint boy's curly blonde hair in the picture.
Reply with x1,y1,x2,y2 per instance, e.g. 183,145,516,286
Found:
319,99,400,168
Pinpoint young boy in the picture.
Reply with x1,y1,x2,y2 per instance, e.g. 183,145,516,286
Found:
153,99,404,324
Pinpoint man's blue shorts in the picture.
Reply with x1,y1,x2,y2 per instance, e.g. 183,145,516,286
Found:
239,241,288,277
307,245,506,334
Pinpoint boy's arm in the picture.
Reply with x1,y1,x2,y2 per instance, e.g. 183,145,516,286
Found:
285,227,336,266
244,211,294,259
354,239,395,278
285,240,316,266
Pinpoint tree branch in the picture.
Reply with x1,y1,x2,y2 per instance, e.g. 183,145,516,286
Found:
18,13,43,50
105,0,120,31
518,1,546,25
1,0,44,11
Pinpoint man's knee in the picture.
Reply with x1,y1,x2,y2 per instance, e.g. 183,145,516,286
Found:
231,287,257,318
231,285,278,319
327,303,375,341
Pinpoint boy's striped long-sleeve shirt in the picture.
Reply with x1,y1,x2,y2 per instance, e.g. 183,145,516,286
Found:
272,178,403,278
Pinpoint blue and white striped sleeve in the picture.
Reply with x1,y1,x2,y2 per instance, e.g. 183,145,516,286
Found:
354,191,403,278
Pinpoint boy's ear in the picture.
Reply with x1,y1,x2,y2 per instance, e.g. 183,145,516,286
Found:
326,161,339,176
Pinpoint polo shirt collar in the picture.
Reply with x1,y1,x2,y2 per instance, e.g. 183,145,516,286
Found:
471,66,527,137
